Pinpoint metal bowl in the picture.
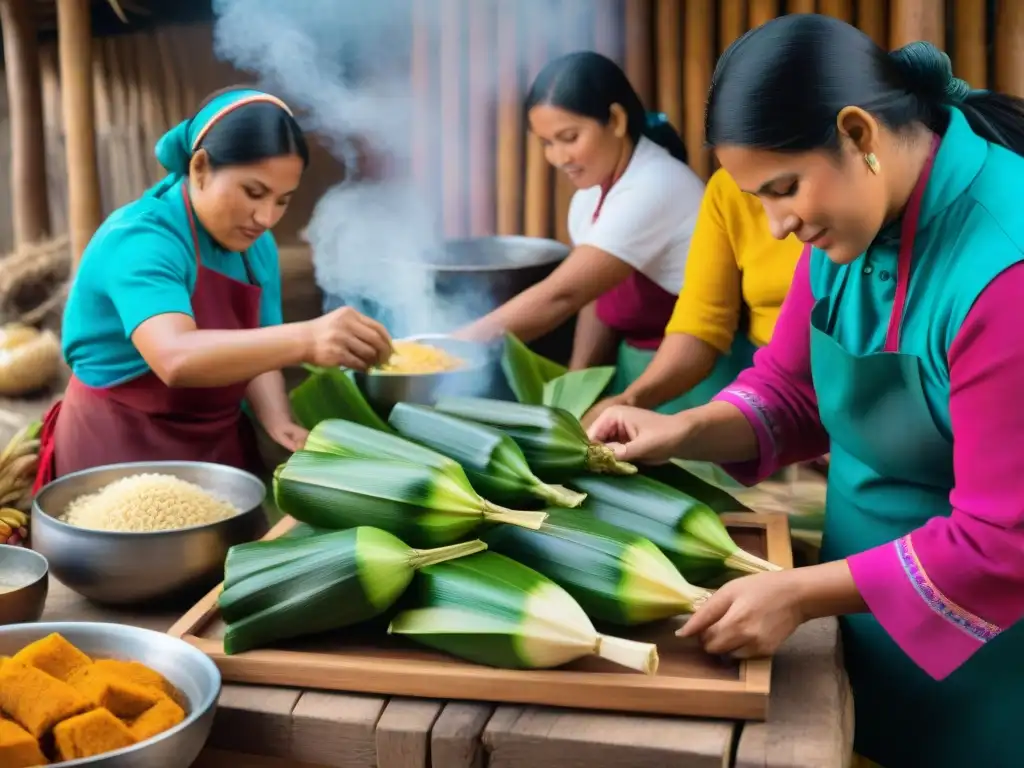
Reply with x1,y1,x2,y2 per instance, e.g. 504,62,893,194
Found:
353,333,508,416
0,621,220,767
0,545,48,624
32,461,269,606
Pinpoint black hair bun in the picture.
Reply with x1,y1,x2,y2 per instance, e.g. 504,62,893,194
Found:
889,41,971,104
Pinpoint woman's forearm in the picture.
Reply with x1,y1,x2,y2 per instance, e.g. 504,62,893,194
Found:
246,370,294,428
463,282,580,344
458,246,635,344
621,333,720,409
569,302,619,369
679,400,760,464
132,315,313,388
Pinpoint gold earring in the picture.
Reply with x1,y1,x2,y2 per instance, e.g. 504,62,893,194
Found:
864,153,880,175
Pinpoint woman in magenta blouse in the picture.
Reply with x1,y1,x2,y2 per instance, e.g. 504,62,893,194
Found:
589,15,1024,768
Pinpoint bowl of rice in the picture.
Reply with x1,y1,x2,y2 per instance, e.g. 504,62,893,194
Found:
31,461,269,606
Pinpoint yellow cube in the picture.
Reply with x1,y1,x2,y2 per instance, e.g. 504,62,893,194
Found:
68,666,161,719
126,696,186,743
0,717,47,768
53,708,136,762
12,633,92,683
0,659,91,739
91,659,176,699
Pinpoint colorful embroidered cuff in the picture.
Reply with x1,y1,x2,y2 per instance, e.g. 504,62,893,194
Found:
848,535,1000,681
712,387,780,485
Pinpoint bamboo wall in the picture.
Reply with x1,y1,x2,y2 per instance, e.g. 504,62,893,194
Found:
417,0,1024,245
0,0,1020,256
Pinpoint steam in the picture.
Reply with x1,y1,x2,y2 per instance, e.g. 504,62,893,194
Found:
211,0,599,337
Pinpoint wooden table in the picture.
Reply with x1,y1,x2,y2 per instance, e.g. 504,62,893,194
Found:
41,578,852,768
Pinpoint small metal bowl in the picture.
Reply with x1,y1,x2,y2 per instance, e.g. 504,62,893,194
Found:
0,544,48,624
0,621,220,767
32,461,269,606
353,333,505,416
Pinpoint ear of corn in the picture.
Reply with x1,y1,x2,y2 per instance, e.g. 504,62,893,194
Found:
289,365,392,432
542,366,616,420
388,550,658,674
305,417,463,477
219,527,486,654
482,508,712,626
569,474,780,578
387,402,586,509
273,451,547,548
432,396,636,478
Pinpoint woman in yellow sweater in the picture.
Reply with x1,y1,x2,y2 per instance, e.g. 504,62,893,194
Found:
583,168,803,425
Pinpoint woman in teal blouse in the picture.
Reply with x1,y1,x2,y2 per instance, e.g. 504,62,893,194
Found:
34,87,392,489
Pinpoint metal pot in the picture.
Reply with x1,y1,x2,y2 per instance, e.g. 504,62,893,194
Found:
353,333,508,416
323,235,576,365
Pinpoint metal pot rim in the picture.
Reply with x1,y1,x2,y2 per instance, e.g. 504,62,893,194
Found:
376,235,571,273
33,461,267,538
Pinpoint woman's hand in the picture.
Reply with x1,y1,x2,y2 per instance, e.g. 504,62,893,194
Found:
678,570,807,658
263,419,309,452
586,405,694,463
305,307,392,370
581,395,628,430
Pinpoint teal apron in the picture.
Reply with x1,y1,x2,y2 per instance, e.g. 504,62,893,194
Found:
811,139,1024,767
611,331,759,414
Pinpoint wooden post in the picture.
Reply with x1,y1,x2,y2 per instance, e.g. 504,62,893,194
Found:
494,1,522,236
655,0,682,132
1,0,50,246
684,0,713,179
624,0,653,106
719,0,746,53
857,0,888,49
749,0,779,30
954,0,987,88
890,0,945,49
995,0,1024,97
57,0,102,268
819,0,853,23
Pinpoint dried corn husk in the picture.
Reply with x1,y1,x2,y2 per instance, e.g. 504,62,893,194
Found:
0,324,39,351
0,236,71,326
0,330,60,397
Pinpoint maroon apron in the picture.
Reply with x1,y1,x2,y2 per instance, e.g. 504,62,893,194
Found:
589,184,678,350
34,183,263,492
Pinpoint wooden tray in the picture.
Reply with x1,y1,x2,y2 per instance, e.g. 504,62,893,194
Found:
169,512,793,721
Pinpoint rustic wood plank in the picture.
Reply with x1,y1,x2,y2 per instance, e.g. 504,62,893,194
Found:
207,684,301,759
483,706,735,768
42,578,177,632
734,619,853,768
430,702,495,768
193,749,329,768
376,698,445,768
289,691,386,768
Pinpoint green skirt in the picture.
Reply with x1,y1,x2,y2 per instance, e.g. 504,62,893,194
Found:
609,333,759,415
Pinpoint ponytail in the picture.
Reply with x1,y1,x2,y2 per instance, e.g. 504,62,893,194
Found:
890,42,1024,157
643,112,689,164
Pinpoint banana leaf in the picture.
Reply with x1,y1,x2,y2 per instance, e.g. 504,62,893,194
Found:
541,366,615,419
289,365,392,433
501,333,567,405
649,459,827,546
501,333,613,417
643,460,752,514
